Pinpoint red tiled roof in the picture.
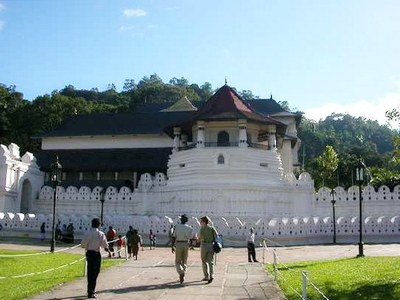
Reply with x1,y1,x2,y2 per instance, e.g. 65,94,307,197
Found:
194,85,283,126
196,85,251,117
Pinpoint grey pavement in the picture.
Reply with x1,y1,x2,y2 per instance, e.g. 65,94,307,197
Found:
2,239,400,300
26,246,285,300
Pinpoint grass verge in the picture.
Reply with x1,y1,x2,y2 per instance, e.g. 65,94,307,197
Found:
0,249,121,300
267,256,400,300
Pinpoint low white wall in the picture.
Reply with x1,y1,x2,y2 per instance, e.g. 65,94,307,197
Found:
0,212,399,246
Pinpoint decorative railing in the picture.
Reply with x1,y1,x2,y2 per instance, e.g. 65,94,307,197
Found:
204,142,239,147
248,142,269,150
178,143,197,151
178,141,269,150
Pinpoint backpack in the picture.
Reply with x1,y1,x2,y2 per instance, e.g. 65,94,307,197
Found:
132,234,141,245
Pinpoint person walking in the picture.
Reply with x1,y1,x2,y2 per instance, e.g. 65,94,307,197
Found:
171,214,193,284
149,229,156,249
131,229,143,260
55,220,62,241
106,226,117,257
81,218,110,299
247,227,258,262
199,216,218,284
116,235,124,258
40,222,46,240
125,226,134,258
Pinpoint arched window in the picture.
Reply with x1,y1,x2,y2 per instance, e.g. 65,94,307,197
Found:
218,154,225,164
217,131,230,146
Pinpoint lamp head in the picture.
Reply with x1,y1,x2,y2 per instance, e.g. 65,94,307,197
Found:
355,160,365,183
100,189,105,203
50,155,62,183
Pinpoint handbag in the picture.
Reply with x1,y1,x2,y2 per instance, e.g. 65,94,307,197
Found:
212,229,223,253
213,240,222,253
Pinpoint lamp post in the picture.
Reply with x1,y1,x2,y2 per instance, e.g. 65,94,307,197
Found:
331,189,336,244
355,161,365,257
50,156,62,253
100,189,105,226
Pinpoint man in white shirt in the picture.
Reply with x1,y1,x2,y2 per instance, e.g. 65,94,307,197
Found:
171,214,193,284
81,218,110,298
246,227,258,262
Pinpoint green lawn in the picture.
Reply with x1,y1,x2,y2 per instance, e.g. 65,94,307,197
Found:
0,249,121,300
267,256,400,300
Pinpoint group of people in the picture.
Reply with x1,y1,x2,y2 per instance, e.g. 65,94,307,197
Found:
125,226,143,259
81,215,259,298
40,221,75,243
171,215,218,284
105,225,145,259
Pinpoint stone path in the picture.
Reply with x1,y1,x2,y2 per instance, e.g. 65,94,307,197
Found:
2,238,400,300
26,246,285,300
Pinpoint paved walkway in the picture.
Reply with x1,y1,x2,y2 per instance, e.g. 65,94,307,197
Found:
26,246,285,300
2,238,400,300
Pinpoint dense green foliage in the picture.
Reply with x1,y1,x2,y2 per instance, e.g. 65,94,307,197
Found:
267,256,400,300
0,76,214,154
298,113,399,189
0,249,120,300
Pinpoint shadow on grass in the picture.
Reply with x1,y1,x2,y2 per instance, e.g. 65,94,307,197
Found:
0,236,74,247
321,281,399,300
275,257,356,271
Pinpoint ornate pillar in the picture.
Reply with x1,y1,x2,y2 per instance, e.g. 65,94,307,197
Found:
268,131,277,150
172,127,181,153
238,120,248,148
181,134,188,148
133,171,137,190
197,122,205,148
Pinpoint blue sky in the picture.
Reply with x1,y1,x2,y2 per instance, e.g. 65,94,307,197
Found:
0,0,399,127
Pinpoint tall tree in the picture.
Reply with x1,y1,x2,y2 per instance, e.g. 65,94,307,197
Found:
317,145,339,186
0,84,28,146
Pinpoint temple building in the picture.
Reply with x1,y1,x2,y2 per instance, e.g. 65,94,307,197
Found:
35,85,301,191
1,84,399,245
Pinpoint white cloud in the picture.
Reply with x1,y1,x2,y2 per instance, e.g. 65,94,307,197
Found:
304,92,400,129
123,8,147,17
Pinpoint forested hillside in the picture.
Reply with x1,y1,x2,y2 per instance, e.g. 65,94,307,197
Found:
298,114,398,189
1,74,398,189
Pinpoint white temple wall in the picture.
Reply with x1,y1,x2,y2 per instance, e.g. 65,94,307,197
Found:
33,179,315,219
41,134,172,150
0,144,44,212
2,211,400,246
313,185,400,218
1,143,400,245
280,139,293,174
167,147,285,187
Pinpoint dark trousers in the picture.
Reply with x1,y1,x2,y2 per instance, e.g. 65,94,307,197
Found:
247,242,257,262
86,250,101,296
108,241,115,253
